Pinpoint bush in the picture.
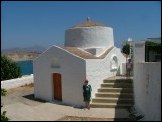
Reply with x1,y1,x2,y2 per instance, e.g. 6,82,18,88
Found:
1,111,9,121
1,89,7,96
1,55,21,81
122,44,130,55
1,89,9,121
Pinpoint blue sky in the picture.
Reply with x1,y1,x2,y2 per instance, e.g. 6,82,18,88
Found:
1,1,161,49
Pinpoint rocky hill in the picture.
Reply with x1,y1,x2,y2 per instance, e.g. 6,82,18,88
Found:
1,52,41,61
1,46,46,61
2,45,46,53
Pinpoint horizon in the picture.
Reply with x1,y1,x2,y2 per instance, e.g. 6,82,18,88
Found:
1,1,161,50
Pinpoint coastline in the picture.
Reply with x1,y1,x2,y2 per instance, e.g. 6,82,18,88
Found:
14,59,34,62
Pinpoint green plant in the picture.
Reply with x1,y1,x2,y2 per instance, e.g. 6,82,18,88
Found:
1,111,9,121
1,55,21,81
1,89,7,96
145,41,161,53
145,41,161,62
1,89,9,121
122,44,130,55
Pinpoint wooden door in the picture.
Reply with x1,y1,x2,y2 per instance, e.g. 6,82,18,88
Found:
53,73,62,101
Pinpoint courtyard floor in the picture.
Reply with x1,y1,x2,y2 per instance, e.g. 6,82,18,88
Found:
1,84,131,121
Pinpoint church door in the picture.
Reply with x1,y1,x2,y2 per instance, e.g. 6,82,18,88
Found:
53,73,62,101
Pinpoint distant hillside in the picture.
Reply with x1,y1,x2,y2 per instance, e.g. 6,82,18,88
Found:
1,46,47,61
2,45,46,53
1,52,40,61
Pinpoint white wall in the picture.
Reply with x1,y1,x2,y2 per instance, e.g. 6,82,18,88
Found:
122,63,126,76
34,46,125,107
65,26,114,48
84,47,106,56
86,47,126,98
133,62,161,121
33,46,86,107
133,41,145,62
1,74,33,90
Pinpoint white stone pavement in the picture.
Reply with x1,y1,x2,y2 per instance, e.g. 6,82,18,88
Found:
2,102,129,121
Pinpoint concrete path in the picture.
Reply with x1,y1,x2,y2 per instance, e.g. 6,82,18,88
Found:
2,102,130,121
1,84,130,121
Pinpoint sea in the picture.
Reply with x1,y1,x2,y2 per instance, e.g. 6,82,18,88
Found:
16,60,33,76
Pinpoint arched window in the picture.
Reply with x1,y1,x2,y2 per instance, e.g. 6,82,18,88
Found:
110,55,118,71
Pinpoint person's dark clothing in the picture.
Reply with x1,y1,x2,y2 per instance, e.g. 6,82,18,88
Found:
83,84,92,101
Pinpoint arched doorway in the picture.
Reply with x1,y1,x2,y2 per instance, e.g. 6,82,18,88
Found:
53,73,62,101
110,55,118,71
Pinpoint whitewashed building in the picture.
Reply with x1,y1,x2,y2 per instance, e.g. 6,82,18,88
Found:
133,38,161,120
33,18,126,107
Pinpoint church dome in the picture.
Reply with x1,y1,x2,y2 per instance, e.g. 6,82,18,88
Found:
73,18,105,28
64,17,114,49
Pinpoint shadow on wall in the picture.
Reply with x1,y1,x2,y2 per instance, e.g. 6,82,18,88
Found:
116,66,120,76
113,78,144,120
114,78,135,120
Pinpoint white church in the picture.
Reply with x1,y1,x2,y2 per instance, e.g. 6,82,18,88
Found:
33,18,126,107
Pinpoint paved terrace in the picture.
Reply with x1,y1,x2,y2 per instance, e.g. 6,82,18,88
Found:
1,76,132,121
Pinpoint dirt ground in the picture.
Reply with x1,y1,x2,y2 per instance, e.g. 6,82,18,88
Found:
57,116,130,121
1,84,46,107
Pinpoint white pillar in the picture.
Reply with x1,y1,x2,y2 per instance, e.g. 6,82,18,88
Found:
128,38,132,59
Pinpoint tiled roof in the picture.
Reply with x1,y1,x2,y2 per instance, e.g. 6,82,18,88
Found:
72,21,105,28
62,47,114,59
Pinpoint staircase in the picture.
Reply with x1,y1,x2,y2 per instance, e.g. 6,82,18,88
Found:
90,77,134,108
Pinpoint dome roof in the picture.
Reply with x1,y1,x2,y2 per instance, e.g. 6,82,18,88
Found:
65,17,114,48
72,17,105,28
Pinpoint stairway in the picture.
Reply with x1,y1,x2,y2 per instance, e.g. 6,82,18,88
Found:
90,77,134,108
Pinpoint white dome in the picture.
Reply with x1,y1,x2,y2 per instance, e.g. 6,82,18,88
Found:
64,19,114,48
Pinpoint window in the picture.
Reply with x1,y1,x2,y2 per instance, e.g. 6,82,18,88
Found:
51,58,60,68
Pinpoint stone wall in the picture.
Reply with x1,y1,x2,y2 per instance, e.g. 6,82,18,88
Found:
1,74,33,89
133,62,161,121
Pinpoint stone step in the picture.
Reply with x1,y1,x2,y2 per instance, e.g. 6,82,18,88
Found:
90,102,133,108
98,88,133,93
95,92,134,98
101,83,133,88
92,97,134,104
91,77,134,108
103,79,133,84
